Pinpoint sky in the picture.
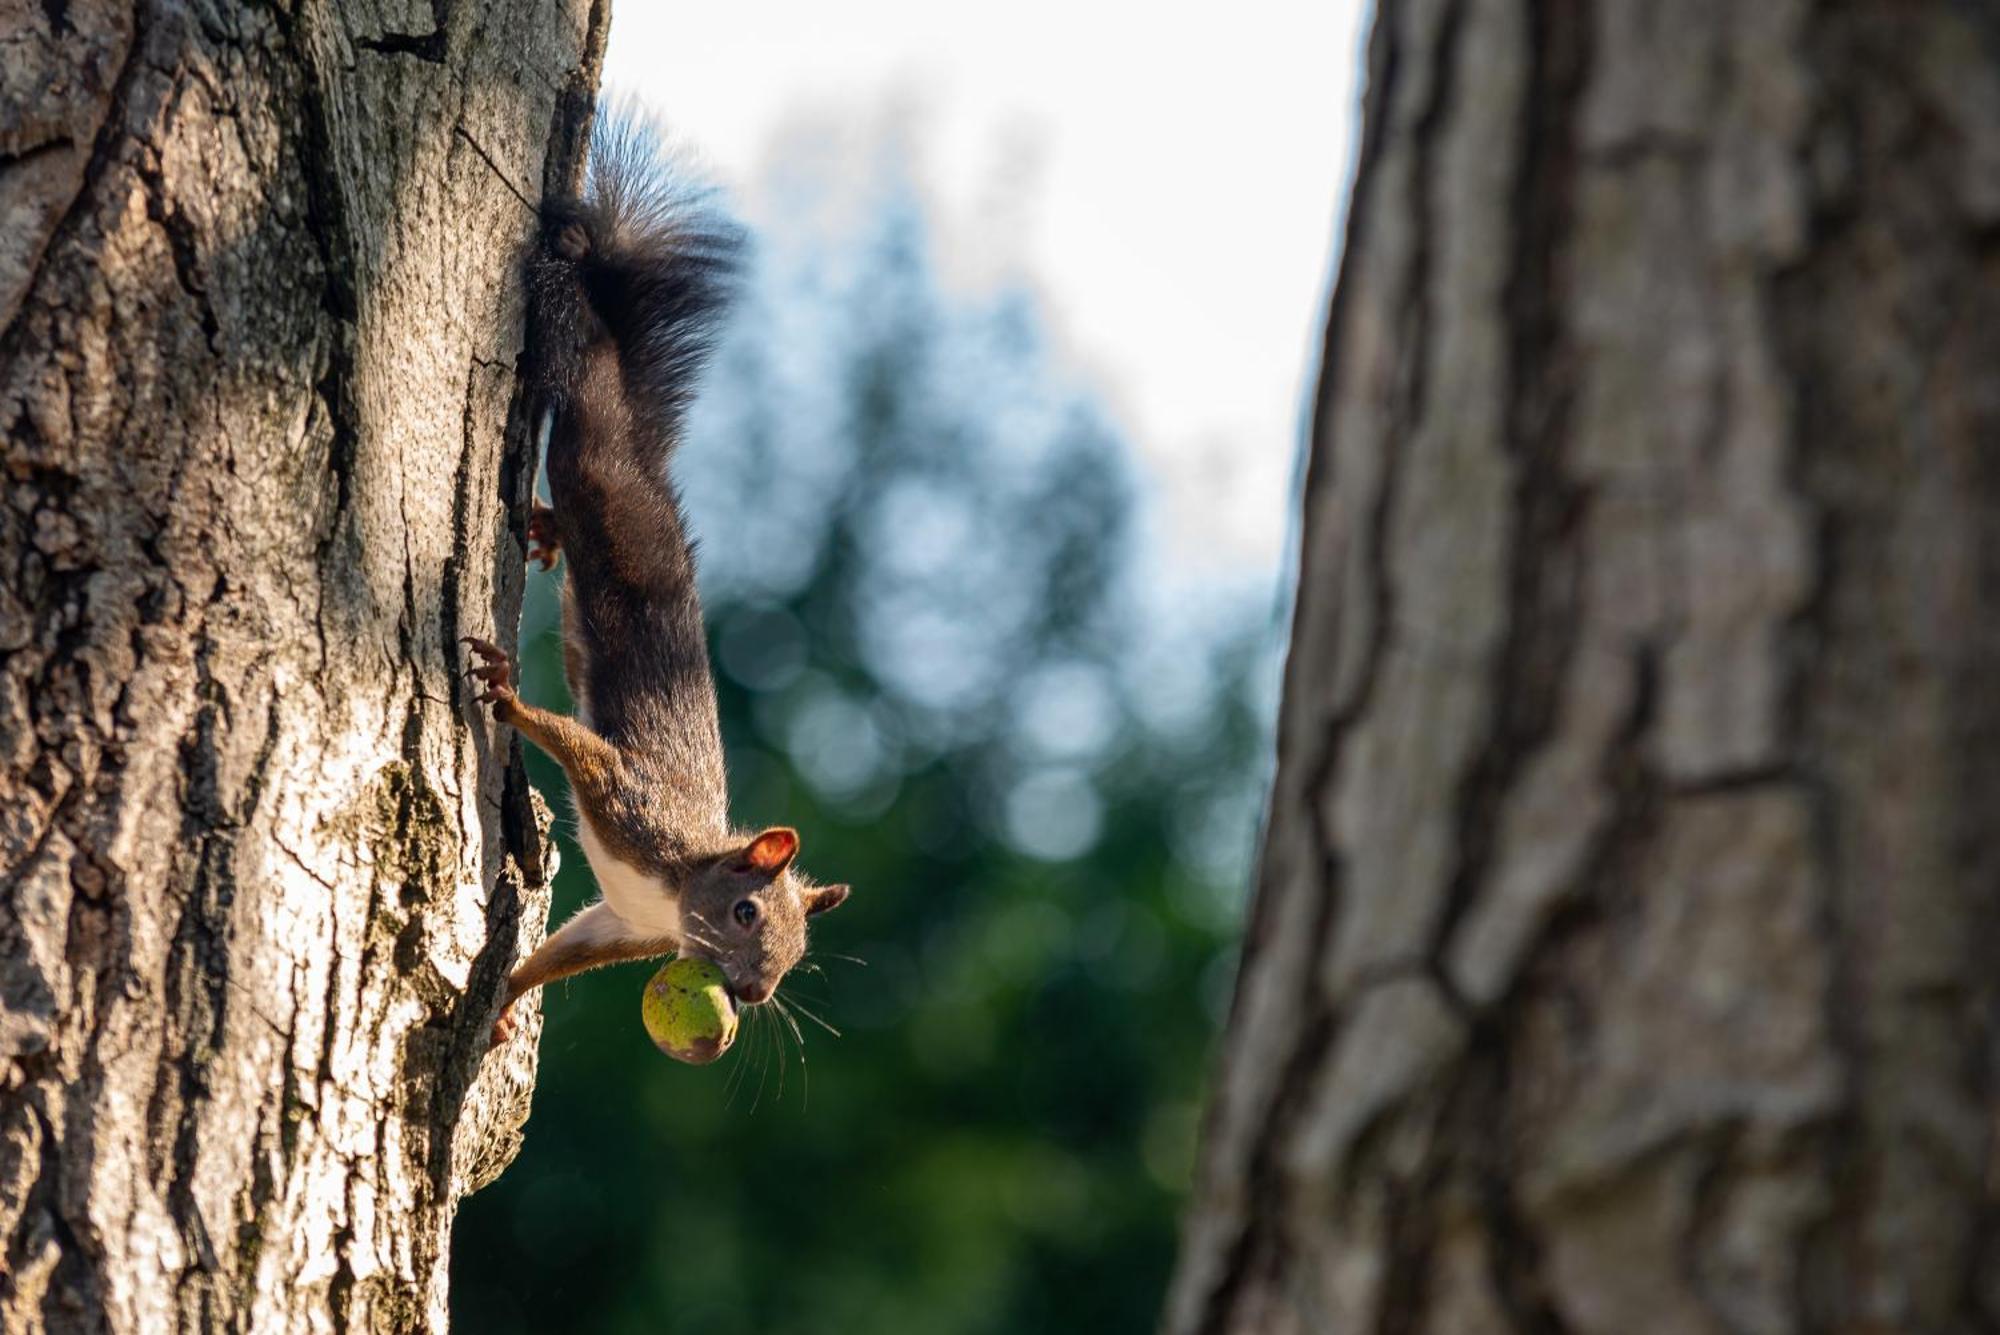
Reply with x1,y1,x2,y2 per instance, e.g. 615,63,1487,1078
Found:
603,1,1369,587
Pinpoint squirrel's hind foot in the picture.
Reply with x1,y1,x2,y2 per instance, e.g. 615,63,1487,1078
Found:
460,637,519,716
526,501,561,570
552,220,591,261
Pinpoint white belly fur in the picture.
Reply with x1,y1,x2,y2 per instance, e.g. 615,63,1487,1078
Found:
576,816,683,941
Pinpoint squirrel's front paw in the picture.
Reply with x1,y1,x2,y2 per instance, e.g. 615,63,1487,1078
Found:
461,636,519,719
488,1003,518,1050
526,501,561,571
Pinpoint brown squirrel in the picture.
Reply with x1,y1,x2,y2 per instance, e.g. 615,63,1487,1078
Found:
469,114,848,1048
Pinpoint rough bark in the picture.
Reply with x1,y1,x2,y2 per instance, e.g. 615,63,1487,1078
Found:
0,1,607,1329
1167,2,2000,1332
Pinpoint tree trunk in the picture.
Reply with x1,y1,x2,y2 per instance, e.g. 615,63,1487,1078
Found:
0,1,604,1328
1167,2,2000,1332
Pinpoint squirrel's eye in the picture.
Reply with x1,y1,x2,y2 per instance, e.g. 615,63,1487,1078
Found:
732,899,758,929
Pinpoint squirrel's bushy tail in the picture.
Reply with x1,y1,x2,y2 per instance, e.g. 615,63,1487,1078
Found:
528,107,744,452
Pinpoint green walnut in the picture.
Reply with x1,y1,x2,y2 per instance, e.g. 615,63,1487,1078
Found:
642,956,739,1064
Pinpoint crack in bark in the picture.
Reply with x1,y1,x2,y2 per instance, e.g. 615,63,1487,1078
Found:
279,5,361,545
453,126,537,215
137,153,220,356
0,136,78,174
1766,21,1871,1335
162,640,237,1320
1462,1038,1574,1335
1428,0,1588,984
355,0,449,64
1373,1128,1455,1335
1484,641,1662,1335
354,31,445,64
38,0,72,39
1424,6,1592,1325
24,1100,94,1317
156,650,284,1317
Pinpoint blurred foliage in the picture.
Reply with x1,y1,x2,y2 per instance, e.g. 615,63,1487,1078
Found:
452,157,1279,1334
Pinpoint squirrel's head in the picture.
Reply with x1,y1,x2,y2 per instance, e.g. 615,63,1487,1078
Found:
679,827,848,1005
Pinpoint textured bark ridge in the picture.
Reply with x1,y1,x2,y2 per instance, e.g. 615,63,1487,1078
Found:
0,1,608,1328
1167,2,2000,1332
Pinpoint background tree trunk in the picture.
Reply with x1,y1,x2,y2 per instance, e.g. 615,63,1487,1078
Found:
1167,2,2000,1332
0,1,606,1328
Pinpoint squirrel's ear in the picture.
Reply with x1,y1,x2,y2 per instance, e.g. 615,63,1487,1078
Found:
803,883,849,917
739,827,799,875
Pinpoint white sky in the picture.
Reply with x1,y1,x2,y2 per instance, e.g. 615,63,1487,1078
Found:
604,1,1369,586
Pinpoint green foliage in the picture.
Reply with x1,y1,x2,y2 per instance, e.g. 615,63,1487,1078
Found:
451,167,1276,1334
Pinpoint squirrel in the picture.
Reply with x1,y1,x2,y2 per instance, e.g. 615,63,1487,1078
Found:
467,113,849,1049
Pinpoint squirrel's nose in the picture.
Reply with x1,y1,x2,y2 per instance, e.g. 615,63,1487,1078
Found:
736,981,771,1005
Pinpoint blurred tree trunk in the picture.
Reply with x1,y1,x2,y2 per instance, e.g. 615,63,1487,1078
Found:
0,1,603,1328
1167,2,2000,1332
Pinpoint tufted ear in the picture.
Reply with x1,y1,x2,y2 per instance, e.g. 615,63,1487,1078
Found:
802,883,849,917
738,827,799,875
